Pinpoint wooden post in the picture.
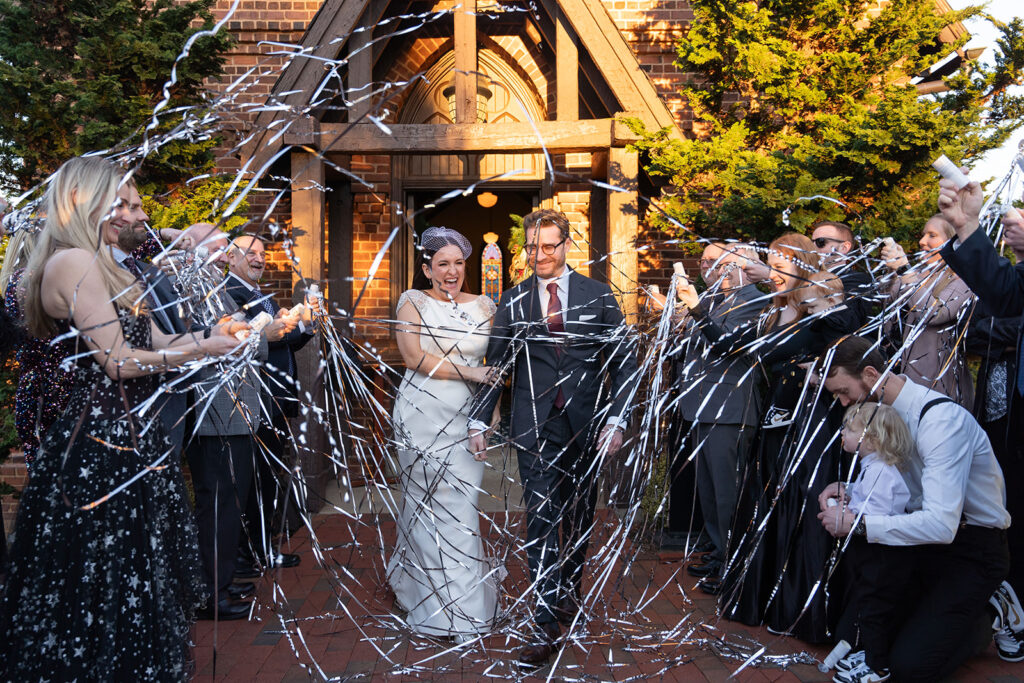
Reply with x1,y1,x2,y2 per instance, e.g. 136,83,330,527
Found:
289,150,328,512
607,146,638,321
454,0,478,123
556,7,578,121
347,24,373,120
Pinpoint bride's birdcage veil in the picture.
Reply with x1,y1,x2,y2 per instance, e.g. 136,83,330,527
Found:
420,226,472,259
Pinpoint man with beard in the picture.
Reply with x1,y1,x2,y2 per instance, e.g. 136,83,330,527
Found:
816,336,1010,682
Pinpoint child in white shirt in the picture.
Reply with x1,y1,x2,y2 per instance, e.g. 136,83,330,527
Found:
831,402,914,683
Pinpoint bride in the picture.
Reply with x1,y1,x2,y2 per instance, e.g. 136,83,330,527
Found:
387,226,501,638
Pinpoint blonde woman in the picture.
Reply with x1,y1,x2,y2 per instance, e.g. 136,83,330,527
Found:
0,157,241,680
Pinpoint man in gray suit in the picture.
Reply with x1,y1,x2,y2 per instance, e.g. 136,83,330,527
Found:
468,209,638,665
675,243,764,594
182,224,298,620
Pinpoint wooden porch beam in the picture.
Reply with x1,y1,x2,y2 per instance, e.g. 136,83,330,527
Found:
285,118,638,153
607,146,639,321
556,7,579,121
454,0,478,123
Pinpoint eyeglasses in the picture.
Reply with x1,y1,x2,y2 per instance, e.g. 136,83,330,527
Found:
813,237,844,249
524,239,567,256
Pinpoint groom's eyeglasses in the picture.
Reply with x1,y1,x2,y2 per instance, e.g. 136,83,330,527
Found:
524,239,567,256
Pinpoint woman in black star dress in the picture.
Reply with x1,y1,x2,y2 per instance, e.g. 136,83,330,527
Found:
0,157,240,681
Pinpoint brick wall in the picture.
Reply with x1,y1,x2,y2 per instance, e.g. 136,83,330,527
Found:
1,451,26,534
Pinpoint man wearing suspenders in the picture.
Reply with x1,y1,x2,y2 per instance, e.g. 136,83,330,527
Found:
817,336,1011,682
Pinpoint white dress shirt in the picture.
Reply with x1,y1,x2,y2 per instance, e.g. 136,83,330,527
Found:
848,452,910,516
866,376,1010,546
536,268,571,318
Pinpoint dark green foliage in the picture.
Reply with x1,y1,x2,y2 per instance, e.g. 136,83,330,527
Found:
143,176,250,234
629,0,1024,244
0,0,232,193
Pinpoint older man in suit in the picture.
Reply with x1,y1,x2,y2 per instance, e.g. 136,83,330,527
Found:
676,243,764,594
181,225,297,619
226,235,316,573
468,209,638,665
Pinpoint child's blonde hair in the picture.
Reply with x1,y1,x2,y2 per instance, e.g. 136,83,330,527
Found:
843,402,913,470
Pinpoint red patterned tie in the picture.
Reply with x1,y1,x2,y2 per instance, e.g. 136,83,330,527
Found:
546,281,566,409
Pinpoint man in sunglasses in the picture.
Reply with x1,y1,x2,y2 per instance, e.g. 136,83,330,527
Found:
468,208,638,665
810,220,876,328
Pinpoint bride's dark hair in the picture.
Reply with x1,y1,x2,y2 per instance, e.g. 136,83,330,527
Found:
411,227,473,292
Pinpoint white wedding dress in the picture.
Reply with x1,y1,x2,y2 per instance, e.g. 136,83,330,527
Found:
387,289,500,637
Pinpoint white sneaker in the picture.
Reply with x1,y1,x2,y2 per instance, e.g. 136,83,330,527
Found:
997,581,1024,632
836,649,866,673
833,660,890,683
991,588,1024,662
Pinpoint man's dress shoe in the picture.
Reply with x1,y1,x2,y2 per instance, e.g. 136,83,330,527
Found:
519,622,561,666
197,597,251,621
686,558,722,578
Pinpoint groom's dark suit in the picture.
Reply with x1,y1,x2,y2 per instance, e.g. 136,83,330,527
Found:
471,269,637,624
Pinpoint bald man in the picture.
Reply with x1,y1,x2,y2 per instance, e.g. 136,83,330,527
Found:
226,235,316,573
674,242,764,594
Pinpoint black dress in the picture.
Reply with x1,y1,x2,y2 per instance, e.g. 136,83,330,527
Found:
715,306,857,643
0,309,204,681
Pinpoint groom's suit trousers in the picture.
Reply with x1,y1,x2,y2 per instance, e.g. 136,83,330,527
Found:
518,408,598,625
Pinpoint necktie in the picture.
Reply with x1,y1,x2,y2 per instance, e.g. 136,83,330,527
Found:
546,281,566,409
121,256,143,279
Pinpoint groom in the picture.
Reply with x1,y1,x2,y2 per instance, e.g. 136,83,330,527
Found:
469,209,637,665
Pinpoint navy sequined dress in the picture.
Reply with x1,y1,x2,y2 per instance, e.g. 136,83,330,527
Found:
0,308,204,681
4,269,74,467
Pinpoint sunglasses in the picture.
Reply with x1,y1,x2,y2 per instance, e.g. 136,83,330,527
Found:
813,237,845,248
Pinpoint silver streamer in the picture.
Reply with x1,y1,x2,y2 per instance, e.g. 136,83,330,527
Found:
7,2,1024,677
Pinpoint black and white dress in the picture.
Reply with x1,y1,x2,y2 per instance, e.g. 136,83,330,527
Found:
0,309,204,681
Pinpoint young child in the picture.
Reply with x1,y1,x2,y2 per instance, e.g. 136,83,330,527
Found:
830,402,914,683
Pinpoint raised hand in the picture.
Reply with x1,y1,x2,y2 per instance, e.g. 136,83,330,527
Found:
937,172,983,240
880,239,909,271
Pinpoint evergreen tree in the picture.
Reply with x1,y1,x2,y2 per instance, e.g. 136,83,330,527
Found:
0,0,232,193
629,0,1024,243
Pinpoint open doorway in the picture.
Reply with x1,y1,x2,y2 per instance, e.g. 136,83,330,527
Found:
409,188,535,296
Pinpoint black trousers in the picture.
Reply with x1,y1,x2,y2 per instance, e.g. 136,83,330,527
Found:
517,411,598,625
186,434,254,597
667,419,703,535
846,537,916,670
885,525,1010,681
242,412,300,560
693,422,751,563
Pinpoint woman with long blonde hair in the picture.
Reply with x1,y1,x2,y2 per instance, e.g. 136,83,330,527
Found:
0,156,240,680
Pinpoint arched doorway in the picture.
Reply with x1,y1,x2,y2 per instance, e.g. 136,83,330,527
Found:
394,48,547,296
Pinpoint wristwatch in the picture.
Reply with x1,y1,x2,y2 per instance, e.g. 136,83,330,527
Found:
853,517,867,537
895,264,910,276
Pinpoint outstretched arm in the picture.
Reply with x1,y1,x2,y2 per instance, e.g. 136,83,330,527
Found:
41,249,238,379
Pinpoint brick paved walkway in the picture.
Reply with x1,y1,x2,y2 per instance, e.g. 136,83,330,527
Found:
193,513,1022,682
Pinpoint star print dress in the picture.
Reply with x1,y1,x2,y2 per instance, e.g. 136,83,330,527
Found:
0,309,204,682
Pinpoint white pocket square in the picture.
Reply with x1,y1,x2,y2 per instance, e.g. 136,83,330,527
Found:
578,314,597,321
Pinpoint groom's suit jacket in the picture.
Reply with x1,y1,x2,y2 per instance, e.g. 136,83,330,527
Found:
471,269,638,452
